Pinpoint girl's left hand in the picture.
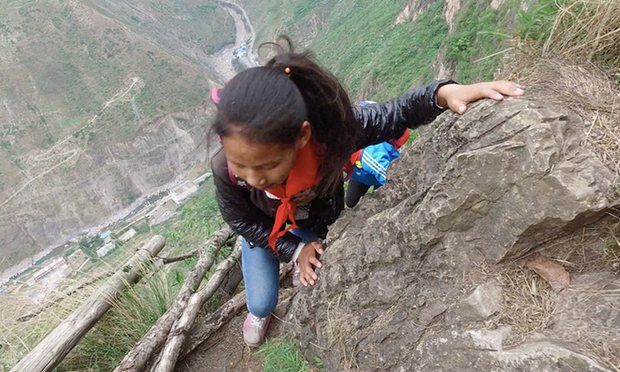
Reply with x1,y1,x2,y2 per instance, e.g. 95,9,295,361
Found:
297,241,324,287
436,81,525,114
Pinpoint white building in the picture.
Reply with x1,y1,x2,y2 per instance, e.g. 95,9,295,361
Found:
32,257,69,283
193,172,212,186
96,241,116,257
170,181,198,205
118,228,137,242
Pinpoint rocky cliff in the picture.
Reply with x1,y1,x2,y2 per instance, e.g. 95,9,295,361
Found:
289,97,620,371
0,104,213,277
0,0,225,277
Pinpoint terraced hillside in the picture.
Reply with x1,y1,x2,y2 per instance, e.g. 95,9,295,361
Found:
0,0,234,276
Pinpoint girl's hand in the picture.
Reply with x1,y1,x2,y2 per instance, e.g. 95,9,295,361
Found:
297,241,324,287
436,81,525,114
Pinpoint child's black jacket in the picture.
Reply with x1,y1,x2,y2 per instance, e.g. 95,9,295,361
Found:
211,80,453,261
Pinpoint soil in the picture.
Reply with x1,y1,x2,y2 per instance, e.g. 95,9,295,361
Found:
177,287,298,372
175,314,265,372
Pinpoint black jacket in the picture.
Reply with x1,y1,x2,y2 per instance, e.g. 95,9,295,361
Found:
211,80,454,262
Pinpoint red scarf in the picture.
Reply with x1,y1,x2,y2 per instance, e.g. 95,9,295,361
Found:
266,140,323,254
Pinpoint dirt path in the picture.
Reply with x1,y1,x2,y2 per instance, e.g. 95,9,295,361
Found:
32,77,140,162
176,314,265,372
1,77,142,210
177,286,299,371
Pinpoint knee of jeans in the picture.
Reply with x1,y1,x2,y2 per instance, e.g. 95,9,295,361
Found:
247,296,277,318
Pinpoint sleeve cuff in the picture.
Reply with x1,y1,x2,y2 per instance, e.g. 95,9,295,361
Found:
433,79,458,110
291,241,306,263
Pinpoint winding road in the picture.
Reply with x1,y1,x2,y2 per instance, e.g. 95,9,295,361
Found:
1,77,142,210
216,0,257,69
206,0,258,81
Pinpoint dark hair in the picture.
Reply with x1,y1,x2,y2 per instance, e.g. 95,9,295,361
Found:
212,37,361,196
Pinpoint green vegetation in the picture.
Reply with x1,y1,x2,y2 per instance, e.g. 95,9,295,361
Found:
247,0,609,93
0,0,213,154
243,0,448,99
239,0,309,50
516,0,562,43
60,266,173,370
446,0,518,83
156,182,222,255
0,181,225,371
246,0,513,96
191,3,236,53
288,1,320,26
0,0,222,271
96,0,236,56
516,0,619,69
258,338,310,372
78,235,104,258
311,0,448,100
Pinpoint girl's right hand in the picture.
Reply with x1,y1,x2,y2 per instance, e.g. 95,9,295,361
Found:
436,81,525,114
297,241,324,286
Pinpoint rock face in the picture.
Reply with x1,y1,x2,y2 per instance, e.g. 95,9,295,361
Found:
289,99,619,371
0,106,211,278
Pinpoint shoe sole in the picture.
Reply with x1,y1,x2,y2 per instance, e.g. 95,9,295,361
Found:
244,340,262,348
243,315,271,348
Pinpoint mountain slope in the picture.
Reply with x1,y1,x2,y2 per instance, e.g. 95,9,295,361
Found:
239,0,523,99
0,0,231,275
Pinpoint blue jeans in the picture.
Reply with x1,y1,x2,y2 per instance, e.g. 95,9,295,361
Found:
242,228,318,317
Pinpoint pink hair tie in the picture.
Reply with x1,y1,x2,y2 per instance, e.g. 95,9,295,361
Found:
210,86,222,105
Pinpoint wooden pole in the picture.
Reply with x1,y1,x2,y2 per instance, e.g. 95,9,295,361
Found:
153,242,242,372
179,264,293,360
17,271,115,323
159,251,198,264
114,227,234,372
180,289,247,359
11,236,166,372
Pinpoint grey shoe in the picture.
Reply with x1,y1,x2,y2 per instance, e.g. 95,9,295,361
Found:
243,313,271,347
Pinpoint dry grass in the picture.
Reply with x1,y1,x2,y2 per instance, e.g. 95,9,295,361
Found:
59,260,172,371
473,216,620,348
526,217,620,273
587,340,620,372
0,253,128,369
506,58,620,173
0,284,92,369
599,217,620,269
494,265,556,346
324,294,360,372
539,0,620,66
500,0,620,176
0,238,167,371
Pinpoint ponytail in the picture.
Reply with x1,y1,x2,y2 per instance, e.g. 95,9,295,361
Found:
261,37,361,196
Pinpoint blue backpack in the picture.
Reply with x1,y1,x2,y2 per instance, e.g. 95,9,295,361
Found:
350,100,402,186
351,141,400,186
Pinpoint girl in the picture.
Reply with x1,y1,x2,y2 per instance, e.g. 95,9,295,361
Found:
345,121,411,208
210,42,524,347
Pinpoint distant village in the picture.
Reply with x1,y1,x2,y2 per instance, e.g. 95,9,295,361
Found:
231,40,259,68
0,172,212,302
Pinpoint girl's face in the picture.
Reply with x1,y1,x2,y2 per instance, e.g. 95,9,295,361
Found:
221,122,311,190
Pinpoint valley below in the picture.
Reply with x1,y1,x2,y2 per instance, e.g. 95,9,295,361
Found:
0,0,256,284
